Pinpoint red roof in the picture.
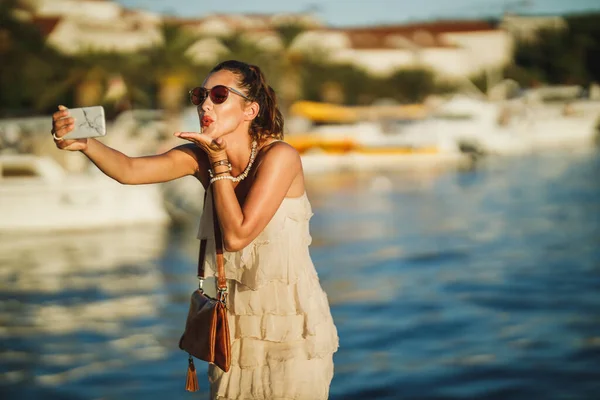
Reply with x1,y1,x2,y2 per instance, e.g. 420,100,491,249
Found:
30,17,61,37
332,20,495,49
336,20,496,34
166,17,496,50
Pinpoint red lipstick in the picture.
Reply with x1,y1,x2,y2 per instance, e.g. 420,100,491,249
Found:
201,116,213,128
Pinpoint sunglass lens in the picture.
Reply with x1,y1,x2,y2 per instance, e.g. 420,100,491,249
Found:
210,86,229,104
190,87,207,105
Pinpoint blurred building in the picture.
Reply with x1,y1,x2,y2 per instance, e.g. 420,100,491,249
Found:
290,21,513,81
174,13,324,65
15,0,579,93
499,14,567,42
18,0,163,54
169,15,515,84
176,13,323,38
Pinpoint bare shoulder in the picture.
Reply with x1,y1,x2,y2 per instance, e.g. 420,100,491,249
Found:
258,140,301,168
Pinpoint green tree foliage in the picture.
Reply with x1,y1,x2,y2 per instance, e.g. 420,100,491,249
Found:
217,25,308,111
510,13,600,87
301,61,435,105
63,50,150,117
144,22,200,80
301,61,374,104
0,0,70,115
218,31,280,81
386,68,436,103
513,28,588,84
273,23,308,110
566,13,600,84
276,24,306,49
141,22,207,110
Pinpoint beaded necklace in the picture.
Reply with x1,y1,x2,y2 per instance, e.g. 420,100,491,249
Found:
231,140,257,182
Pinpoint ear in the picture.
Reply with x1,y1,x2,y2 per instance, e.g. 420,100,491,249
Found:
244,102,260,121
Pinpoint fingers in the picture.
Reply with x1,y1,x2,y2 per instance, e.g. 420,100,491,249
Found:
174,132,227,153
52,105,69,122
174,132,211,146
54,117,74,131
174,132,202,138
52,118,75,140
54,138,72,149
52,105,74,141
210,139,223,150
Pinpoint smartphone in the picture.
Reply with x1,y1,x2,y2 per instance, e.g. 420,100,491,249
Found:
61,106,106,140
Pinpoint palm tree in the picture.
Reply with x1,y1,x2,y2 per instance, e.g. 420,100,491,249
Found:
273,23,308,112
143,22,202,111
0,0,69,115
217,23,309,114
218,30,281,78
58,51,149,116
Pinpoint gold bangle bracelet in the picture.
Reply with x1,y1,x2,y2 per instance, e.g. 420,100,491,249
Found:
212,159,231,168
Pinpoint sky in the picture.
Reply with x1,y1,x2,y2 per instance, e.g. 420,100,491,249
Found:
116,0,600,26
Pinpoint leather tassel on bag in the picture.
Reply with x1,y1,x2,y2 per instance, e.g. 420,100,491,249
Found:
185,355,199,392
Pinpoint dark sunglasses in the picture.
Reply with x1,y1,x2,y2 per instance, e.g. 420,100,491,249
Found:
188,85,250,106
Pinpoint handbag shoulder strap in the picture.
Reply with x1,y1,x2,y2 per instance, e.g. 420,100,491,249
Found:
198,187,227,291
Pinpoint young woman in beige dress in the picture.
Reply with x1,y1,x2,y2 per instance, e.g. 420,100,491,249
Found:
51,60,339,399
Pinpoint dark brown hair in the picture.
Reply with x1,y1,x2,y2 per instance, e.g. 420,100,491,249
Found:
210,60,284,142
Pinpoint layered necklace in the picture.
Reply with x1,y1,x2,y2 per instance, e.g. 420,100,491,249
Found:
231,140,257,182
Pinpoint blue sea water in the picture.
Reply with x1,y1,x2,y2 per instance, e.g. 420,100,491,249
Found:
1,150,599,400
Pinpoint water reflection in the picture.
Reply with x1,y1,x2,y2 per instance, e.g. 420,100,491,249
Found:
321,151,600,400
0,225,170,389
0,227,168,295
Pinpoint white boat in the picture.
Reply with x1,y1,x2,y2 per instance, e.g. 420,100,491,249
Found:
399,95,600,156
0,154,170,232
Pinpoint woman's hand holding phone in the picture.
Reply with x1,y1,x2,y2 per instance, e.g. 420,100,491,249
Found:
52,106,89,151
52,105,107,151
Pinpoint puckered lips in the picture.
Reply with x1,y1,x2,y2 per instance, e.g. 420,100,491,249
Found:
201,116,214,128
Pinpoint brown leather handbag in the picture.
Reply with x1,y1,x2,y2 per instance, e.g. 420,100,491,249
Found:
179,190,231,392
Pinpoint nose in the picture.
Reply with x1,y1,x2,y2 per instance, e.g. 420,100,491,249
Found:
200,96,213,112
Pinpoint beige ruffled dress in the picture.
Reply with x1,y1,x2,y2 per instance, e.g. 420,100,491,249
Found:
197,188,339,400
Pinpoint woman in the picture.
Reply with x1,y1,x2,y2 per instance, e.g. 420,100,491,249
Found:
51,60,339,399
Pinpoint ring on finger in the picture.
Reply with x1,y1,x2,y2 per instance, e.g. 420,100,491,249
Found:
52,131,64,141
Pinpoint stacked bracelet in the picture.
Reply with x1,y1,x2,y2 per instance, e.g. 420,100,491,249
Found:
210,174,235,185
208,159,232,178
212,159,231,168
209,167,231,178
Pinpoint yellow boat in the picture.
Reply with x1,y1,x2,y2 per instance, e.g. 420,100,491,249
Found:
286,101,433,155
289,100,428,123
285,134,440,155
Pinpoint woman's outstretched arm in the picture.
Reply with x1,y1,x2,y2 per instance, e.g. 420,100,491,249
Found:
52,106,205,185
81,140,202,185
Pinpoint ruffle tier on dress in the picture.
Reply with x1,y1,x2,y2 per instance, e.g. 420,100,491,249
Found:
197,190,339,400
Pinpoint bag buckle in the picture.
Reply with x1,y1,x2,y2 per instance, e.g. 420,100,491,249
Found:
197,277,204,291
217,287,228,304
